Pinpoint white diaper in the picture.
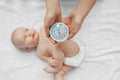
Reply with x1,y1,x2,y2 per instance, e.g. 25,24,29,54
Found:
64,36,85,67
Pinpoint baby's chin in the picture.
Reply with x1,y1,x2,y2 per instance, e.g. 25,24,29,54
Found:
35,38,39,46
34,31,39,41
34,34,39,46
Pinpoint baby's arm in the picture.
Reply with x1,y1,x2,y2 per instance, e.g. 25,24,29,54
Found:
51,46,64,69
36,49,60,66
36,50,50,62
48,57,60,67
43,47,65,73
36,50,62,73
37,52,61,67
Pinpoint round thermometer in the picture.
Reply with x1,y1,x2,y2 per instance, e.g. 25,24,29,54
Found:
50,22,69,42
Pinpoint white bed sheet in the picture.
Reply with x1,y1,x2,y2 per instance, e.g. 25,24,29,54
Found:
0,0,120,80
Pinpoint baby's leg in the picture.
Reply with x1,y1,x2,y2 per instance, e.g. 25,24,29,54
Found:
54,64,73,80
43,66,60,73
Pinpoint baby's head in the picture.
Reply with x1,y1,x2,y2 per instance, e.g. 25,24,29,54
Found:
11,27,39,51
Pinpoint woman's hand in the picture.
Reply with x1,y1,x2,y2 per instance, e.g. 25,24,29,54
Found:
44,0,62,38
63,11,83,39
63,0,96,39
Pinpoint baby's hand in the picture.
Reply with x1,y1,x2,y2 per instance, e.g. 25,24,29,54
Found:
48,57,60,67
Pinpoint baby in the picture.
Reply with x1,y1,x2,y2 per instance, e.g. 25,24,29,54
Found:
11,26,85,80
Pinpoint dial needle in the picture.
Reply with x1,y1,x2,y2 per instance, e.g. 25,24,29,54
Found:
59,26,61,40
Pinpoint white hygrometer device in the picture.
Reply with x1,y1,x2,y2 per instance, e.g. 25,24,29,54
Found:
50,22,69,42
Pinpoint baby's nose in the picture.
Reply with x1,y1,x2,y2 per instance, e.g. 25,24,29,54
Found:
28,33,31,37
29,32,33,37
27,31,32,37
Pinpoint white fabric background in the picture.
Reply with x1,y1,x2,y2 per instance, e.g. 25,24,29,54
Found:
0,0,120,80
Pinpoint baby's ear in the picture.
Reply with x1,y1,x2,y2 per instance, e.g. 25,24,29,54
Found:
23,47,31,51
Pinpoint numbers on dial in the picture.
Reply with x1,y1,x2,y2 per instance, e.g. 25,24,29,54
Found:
50,23,69,42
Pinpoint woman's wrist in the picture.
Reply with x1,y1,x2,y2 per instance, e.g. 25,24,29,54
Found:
73,0,96,21
45,0,59,14
71,8,84,25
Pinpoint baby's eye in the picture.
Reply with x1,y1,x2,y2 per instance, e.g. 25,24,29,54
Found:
24,36,27,40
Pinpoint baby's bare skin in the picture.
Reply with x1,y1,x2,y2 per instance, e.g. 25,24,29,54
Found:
36,27,79,59
11,26,80,80
36,27,80,76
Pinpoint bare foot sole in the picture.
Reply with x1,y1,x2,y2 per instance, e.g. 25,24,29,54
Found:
54,71,65,80
43,66,59,73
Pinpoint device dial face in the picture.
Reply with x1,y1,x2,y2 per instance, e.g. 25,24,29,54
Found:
50,23,69,42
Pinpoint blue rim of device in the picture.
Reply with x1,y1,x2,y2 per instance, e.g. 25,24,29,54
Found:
50,22,69,42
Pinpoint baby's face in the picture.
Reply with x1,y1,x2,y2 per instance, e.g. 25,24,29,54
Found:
12,27,39,49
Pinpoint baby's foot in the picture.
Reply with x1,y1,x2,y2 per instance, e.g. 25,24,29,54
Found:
43,66,59,73
54,71,65,80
